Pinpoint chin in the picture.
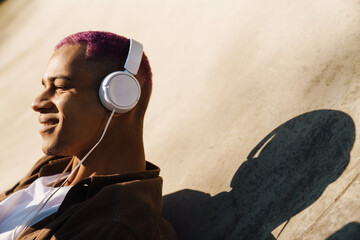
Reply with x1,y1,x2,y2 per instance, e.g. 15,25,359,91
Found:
42,140,66,156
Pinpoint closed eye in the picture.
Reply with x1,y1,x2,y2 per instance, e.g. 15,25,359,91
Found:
54,86,70,94
55,85,68,90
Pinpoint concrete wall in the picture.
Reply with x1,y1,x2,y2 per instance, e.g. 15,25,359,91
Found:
0,0,359,239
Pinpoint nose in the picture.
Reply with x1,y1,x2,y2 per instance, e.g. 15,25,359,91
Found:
31,90,54,112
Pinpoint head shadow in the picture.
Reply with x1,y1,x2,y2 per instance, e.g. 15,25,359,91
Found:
163,109,356,240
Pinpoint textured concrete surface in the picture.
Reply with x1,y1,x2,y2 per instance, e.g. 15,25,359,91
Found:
0,0,359,239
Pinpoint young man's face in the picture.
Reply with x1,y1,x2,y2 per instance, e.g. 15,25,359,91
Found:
32,44,109,157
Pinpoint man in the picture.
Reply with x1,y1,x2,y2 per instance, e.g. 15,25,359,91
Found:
0,31,177,239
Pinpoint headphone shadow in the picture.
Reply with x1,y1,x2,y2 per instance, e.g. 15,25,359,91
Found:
326,222,360,240
163,110,356,240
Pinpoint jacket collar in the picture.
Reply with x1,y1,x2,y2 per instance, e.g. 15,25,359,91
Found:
38,156,160,198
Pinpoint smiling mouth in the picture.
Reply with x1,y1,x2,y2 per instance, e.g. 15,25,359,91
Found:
39,119,59,133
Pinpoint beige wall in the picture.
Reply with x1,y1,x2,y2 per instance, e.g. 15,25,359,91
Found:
0,0,359,239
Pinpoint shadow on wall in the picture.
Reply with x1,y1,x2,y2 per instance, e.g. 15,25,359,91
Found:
326,222,360,240
163,110,356,240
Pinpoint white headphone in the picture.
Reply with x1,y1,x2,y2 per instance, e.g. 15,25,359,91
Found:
99,39,143,113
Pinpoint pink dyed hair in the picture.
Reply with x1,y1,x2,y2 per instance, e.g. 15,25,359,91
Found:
55,31,152,118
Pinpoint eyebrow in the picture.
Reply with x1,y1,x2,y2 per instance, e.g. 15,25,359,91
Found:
41,75,73,85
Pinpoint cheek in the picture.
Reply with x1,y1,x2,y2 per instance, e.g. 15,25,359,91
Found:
56,93,109,130
56,92,106,116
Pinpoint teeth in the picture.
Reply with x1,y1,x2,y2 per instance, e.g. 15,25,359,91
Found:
41,119,59,125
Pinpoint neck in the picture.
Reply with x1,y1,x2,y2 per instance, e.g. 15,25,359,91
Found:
65,120,146,186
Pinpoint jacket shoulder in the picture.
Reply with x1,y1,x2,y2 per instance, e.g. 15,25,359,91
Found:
0,155,71,201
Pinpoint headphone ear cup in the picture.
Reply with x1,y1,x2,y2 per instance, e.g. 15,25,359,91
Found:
99,71,141,113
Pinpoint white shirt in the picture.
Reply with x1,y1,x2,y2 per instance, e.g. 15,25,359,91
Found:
0,173,71,240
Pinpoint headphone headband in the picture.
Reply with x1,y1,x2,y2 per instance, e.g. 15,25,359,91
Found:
99,38,143,113
124,39,143,75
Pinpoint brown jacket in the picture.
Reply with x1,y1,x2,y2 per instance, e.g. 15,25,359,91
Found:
0,156,177,240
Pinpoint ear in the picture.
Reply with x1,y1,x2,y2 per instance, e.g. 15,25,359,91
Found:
111,108,136,119
112,112,125,119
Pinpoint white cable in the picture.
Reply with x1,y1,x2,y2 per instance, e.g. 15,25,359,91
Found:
13,109,116,239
